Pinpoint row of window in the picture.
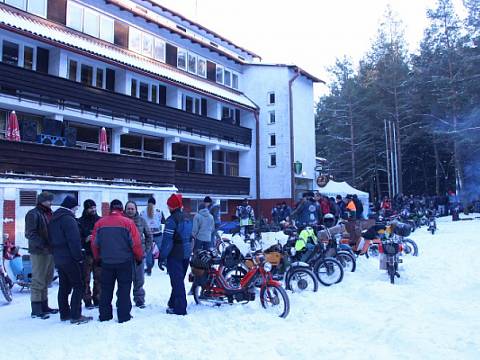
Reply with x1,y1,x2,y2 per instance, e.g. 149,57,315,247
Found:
68,59,115,91
62,1,241,90
1,40,49,73
1,0,47,17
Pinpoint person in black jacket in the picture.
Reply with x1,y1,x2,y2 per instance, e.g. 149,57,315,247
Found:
353,195,364,220
49,196,92,325
77,199,101,309
25,191,57,319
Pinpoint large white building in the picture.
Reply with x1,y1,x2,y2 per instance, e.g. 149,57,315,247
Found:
0,0,321,246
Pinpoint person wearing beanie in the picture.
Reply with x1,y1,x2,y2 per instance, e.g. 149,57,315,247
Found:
91,199,143,323
48,196,92,324
140,196,166,276
202,196,221,247
77,199,101,309
160,193,192,315
25,191,57,320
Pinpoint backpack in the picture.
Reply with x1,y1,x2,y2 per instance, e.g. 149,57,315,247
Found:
239,206,250,220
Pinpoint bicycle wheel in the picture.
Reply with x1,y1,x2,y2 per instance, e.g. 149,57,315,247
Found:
0,273,13,303
367,243,380,257
336,251,356,272
285,267,318,293
260,284,290,318
402,238,418,256
313,258,344,286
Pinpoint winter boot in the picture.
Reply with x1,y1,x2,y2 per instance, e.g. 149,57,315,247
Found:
31,302,50,320
42,300,59,314
70,315,93,325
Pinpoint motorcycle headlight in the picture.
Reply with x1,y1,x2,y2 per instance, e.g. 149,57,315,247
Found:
263,262,273,272
290,247,297,256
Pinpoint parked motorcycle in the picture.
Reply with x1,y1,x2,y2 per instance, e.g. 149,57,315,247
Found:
190,245,290,318
379,238,403,284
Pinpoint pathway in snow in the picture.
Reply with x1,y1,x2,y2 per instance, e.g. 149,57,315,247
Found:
0,217,479,359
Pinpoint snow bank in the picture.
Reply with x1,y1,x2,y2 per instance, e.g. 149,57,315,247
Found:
0,217,479,360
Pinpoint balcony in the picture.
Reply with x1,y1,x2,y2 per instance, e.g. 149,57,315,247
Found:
0,140,251,195
0,62,252,146
0,139,176,185
175,171,250,195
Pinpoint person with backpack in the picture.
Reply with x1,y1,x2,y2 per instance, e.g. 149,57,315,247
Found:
236,198,255,236
159,193,192,316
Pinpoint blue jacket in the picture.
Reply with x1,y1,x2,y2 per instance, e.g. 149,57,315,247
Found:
160,209,192,260
294,199,321,227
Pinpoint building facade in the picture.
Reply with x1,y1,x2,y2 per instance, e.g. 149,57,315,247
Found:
0,0,320,245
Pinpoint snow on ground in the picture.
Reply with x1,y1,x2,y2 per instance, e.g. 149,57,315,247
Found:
1,216,479,360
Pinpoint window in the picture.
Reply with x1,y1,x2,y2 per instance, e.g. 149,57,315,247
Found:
269,153,277,167
106,68,115,91
172,143,205,173
183,95,201,115
142,33,153,58
36,47,49,74
96,68,104,88
216,65,224,84
66,1,83,32
83,8,100,37
213,150,239,176
197,58,206,77
139,82,149,101
5,0,25,9
2,40,19,66
184,96,193,113
80,64,93,86
188,53,197,74
131,79,137,97
177,48,187,70
23,46,34,70
128,27,142,53
100,16,114,43
121,134,164,159
221,106,234,122
128,193,154,206
224,69,231,87
232,73,239,89
269,134,276,147
19,190,38,207
268,111,276,124
153,38,165,62
68,60,77,81
151,85,158,103
27,0,47,18
268,92,275,105
44,190,79,206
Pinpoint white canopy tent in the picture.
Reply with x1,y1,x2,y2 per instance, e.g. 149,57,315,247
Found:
316,180,370,218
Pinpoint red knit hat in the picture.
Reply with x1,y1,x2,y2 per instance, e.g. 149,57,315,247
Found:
167,193,183,210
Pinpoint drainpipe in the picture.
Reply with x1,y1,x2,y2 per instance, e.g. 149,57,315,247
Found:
289,68,301,205
254,110,261,217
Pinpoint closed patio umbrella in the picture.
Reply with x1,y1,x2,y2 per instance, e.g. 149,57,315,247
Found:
6,111,20,141
99,127,108,152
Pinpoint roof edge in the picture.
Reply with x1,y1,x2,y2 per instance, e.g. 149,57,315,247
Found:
247,63,325,83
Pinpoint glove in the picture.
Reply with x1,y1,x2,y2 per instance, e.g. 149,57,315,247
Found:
158,259,165,271
136,259,143,266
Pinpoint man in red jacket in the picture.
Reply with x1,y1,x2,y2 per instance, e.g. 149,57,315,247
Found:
91,199,143,323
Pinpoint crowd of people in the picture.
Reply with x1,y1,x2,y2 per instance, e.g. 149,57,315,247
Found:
23,191,224,325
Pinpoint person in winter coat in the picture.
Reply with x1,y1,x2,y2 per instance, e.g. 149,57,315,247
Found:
91,200,143,323
203,196,220,248
125,201,152,308
336,195,346,220
140,197,165,276
160,193,192,316
345,195,357,219
353,195,364,220
236,199,255,237
291,192,321,228
25,191,58,320
49,196,92,325
77,199,101,309
192,204,214,251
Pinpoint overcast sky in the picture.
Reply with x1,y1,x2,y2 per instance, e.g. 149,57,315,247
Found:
156,0,467,100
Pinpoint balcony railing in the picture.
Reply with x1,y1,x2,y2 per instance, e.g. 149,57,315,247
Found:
0,140,251,195
0,139,175,185
0,62,252,146
175,171,250,195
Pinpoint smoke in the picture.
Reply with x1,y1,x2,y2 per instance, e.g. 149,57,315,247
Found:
461,159,480,202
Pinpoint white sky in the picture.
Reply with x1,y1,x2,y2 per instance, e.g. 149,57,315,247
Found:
155,0,467,100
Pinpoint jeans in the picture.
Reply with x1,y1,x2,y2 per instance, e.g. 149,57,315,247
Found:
167,257,189,315
57,261,84,320
99,261,133,323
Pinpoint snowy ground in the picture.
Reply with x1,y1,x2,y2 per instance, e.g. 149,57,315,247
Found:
1,216,479,360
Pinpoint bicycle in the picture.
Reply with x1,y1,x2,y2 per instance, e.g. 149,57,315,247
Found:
0,244,13,303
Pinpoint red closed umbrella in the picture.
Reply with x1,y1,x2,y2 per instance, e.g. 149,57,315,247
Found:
98,127,108,152
6,111,21,141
